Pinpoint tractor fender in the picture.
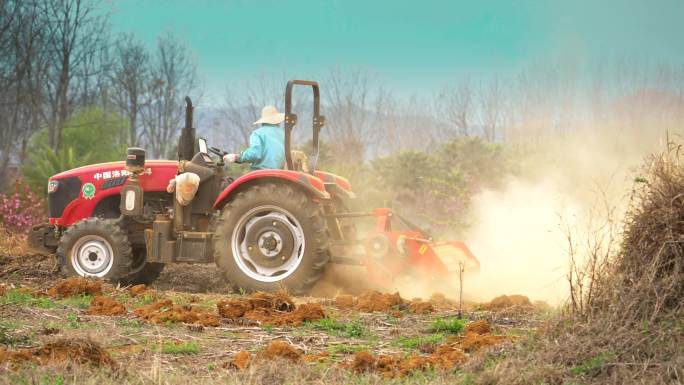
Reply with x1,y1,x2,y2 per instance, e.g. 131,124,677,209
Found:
313,171,356,200
212,170,330,210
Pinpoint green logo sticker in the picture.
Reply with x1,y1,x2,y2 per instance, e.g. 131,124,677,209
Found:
82,183,96,199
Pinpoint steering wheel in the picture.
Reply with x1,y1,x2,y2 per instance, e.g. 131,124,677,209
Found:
208,146,228,157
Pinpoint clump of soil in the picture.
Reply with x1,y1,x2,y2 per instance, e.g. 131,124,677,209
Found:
430,344,467,369
483,294,532,310
86,295,127,316
258,340,302,362
345,343,468,378
460,332,506,352
464,319,491,335
47,278,102,298
355,290,403,312
334,294,355,309
130,284,148,297
302,351,329,362
229,350,251,370
348,351,377,372
134,299,219,327
429,293,457,309
217,292,325,326
409,301,434,314
217,298,252,319
0,338,115,369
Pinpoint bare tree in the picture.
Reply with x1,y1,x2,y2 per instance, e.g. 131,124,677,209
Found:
218,74,281,151
110,35,150,146
323,68,378,161
142,32,197,158
478,77,502,142
38,0,108,150
436,79,473,137
0,1,46,186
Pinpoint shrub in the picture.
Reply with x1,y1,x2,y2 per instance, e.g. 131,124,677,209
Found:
0,178,45,234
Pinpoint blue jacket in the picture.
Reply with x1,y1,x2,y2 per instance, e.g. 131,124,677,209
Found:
239,124,285,170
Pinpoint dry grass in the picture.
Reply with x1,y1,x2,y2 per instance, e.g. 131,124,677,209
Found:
0,226,28,256
462,142,684,385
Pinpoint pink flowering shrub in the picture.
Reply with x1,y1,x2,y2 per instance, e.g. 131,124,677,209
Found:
0,179,46,234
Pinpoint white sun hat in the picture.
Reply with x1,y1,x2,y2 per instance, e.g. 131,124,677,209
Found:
253,105,285,125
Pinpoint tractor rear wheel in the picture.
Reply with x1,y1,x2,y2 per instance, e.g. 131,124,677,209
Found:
57,218,132,283
213,182,329,294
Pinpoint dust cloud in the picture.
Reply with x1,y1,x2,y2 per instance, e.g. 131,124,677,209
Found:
462,127,670,305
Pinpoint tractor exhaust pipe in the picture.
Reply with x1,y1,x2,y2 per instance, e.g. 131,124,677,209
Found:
178,96,195,161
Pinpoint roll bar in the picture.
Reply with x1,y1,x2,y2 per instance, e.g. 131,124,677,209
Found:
284,80,325,172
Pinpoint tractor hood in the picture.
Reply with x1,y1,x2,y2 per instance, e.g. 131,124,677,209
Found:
50,160,178,180
48,160,179,226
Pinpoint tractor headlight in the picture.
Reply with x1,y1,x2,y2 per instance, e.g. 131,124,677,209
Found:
125,189,136,211
120,182,144,216
47,180,59,194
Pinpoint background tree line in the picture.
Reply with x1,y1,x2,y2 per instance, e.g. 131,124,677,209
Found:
2,0,684,235
0,0,198,193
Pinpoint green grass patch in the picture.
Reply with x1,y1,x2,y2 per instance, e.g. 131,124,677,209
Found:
428,317,466,334
0,289,93,310
394,333,446,350
306,318,369,338
160,341,200,355
65,313,81,329
58,294,92,309
116,318,143,328
133,294,156,307
0,321,27,346
329,344,371,355
0,289,36,306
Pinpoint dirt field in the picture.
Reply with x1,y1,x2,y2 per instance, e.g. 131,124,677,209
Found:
0,254,550,384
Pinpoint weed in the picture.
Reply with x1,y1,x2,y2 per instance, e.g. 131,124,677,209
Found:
66,312,80,329
161,341,199,355
34,297,56,309
0,289,35,306
394,333,446,350
117,318,143,328
134,294,156,306
428,317,466,334
329,344,369,355
0,328,23,346
39,374,65,385
59,294,92,309
264,324,274,334
307,318,368,338
570,352,614,376
207,363,216,371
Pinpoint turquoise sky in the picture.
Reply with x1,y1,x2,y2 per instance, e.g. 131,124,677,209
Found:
110,0,684,99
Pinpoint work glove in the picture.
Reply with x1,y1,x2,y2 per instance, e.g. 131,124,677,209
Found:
223,153,239,163
166,178,176,193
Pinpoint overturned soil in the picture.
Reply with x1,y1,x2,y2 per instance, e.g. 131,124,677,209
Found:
355,290,404,312
483,294,532,310
0,253,547,383
217,291,325,326
0,338,115,369
134,299,219,327
47,277,102,298
86,295,127,316
346,343,467,378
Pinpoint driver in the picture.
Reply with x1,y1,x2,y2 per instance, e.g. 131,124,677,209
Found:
223,105,285,170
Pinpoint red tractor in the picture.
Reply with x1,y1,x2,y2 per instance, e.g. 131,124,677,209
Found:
28,80,479,294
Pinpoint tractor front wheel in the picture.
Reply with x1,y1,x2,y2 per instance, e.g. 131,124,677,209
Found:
213,183,329,294
57,218,133,283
